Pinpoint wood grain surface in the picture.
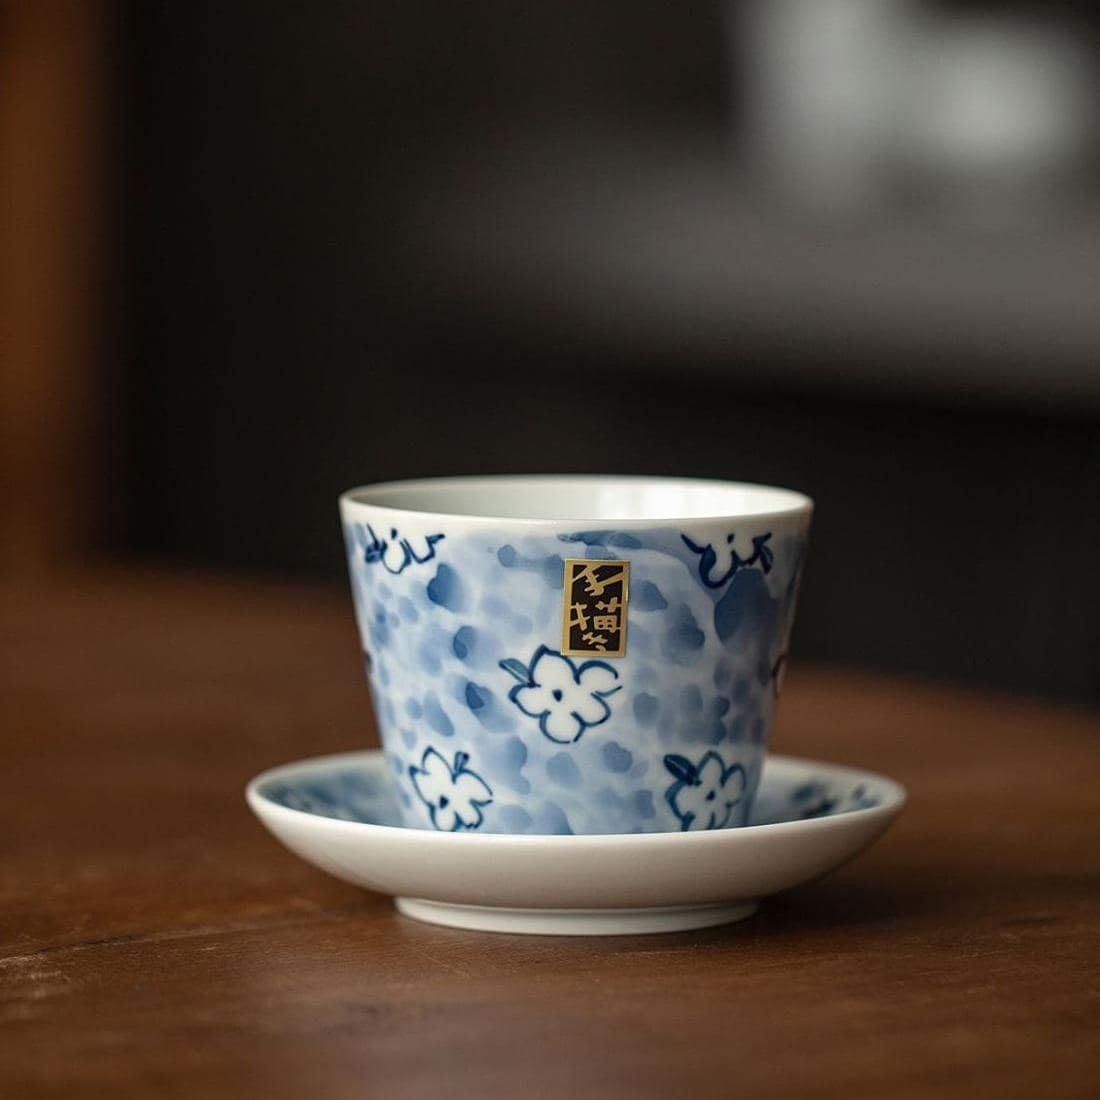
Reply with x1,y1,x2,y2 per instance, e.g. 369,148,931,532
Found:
2,569,1098,1099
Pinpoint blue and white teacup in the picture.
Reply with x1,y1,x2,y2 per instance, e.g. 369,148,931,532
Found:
339,475,813,836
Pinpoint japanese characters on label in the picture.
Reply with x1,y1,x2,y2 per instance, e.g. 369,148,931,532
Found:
561,559,630,657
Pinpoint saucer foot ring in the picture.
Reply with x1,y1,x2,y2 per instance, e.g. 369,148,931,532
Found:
395,898,759,936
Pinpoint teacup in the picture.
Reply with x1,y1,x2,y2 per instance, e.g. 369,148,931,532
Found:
339,475,812,835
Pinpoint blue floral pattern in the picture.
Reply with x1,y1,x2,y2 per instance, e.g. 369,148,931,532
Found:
342,503,810,834
500,645,622,744
354,523,444,575
262,755,885,829
409,747,493,831
663,751,747,831
681,531,773,588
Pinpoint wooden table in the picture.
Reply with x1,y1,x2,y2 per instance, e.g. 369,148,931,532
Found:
3,569,1098,1098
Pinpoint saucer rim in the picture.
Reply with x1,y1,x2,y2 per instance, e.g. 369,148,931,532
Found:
245,749,907,845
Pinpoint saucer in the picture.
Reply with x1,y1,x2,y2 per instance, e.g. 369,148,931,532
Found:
246,751,905,935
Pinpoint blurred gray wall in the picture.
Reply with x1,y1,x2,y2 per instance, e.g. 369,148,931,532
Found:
121,1,1100,702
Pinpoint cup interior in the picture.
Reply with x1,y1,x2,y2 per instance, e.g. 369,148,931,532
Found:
342,475,811,524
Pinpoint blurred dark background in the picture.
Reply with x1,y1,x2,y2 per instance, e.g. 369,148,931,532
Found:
4,0,1098,702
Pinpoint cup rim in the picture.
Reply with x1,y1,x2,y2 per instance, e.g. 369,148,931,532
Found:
339,473,813,527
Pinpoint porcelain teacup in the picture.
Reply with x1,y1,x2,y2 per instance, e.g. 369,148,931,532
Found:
339,475,812,836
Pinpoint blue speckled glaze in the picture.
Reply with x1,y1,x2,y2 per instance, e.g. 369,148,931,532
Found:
340,482,810,835
257,752,883,828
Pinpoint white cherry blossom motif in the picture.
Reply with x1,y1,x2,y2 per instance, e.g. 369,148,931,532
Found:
663,751,747,831
681,530,773,589
354,522,444,575
409,747,493,831
500,645,622,745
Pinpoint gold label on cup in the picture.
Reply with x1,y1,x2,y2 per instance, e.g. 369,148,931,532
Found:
561,559,630,658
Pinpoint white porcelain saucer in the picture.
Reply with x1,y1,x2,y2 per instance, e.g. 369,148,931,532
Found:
246,750,905,936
